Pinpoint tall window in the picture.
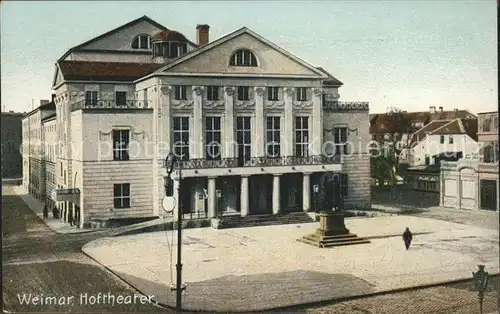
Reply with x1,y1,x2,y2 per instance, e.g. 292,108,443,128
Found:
205,117,221,160
113,130,130,161
333,127,348,154
440,135,445,144
448,135,454,144
237,86,249,101
131,35,151,49
295,117,309,157
296,88,307,101
266,117,281,157
483,118,491,132
113,183,131,209
206,86,219,101
236,117,251,165
85,91,98,106
267,87,279,101
173,117,189,161
229,49,258,67
174,86,187,100
115,91,127,106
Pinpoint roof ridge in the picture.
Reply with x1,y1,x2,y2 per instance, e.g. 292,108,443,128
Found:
429,119,461,135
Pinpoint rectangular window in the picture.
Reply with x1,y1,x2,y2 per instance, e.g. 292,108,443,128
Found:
113,130,130,161
169,42,179,58
206,86,219,101
296,88,307,101
448,135,453,144
115,91,127,106
295,117,309,157
85,91,98,106
173,117,189,161
267,87,279,101
333,127,348,154
64,170,66,185
236,116,252,165
440,135,445,144
237,86,249,101
205,117,222,160
174,86,187,100
113,183,131,209
483,118,491,132
266,116,280,157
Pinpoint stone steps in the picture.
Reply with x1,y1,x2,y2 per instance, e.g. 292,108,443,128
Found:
214,212,314,229
297,232,370,248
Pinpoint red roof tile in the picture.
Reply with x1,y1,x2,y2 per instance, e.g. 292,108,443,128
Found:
58,61,163,82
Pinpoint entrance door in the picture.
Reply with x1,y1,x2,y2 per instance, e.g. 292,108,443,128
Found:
480,180,497,211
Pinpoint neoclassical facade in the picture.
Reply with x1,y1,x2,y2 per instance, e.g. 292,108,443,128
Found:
23,16,371,227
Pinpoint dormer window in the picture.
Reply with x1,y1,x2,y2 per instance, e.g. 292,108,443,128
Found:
153,42,187,58
230,49,258,67
132,35,151,49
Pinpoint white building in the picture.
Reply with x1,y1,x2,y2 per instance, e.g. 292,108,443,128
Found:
23,16,372,228
409,118,479,166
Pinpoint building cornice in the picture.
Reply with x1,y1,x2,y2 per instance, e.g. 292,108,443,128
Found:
134,72,323,84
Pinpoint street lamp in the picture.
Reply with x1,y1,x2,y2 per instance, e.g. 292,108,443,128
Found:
472,264,489,314
216,189,222,218
313,184,319,212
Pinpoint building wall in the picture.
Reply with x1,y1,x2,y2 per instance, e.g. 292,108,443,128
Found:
1,112,23,178
477,112,498,142
412,134,479,165
42,118,57,206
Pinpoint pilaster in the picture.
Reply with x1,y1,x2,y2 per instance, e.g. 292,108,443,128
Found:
312,88,323,155
273,174,281,215
208,176,216,218
240,175,249,217
224,87,235,158
160,85,172,156
193,86,204,159
303,173,311,212
283,87,294,156
254,87,265,157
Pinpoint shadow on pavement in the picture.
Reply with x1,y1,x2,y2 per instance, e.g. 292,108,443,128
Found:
114,270,375,312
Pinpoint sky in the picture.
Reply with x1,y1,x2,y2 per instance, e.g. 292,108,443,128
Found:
1,1,497,114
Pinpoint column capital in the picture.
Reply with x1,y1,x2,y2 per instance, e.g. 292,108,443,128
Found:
273,173,282,177
241,174,250,178
160,86,171,95
254,87,265,96
224,86,235,96
283,87,294,96
208,176,217,180
193,86,205,96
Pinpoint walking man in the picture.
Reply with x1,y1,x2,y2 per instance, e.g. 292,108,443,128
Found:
43,205,48,219
403,227,413,250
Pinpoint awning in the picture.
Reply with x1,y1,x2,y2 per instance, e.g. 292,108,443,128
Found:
51,188,80,202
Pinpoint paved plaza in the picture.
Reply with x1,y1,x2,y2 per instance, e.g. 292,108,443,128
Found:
83,215,499,312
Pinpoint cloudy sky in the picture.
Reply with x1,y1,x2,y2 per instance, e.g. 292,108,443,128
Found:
1,1,497,114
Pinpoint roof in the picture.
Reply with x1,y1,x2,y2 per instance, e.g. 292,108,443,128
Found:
152,30,188,42
23,101,56,118
370,109,476,134
58,16,169,61
58,61,164,81
430,118,478,141
411,120,451,142
315,67,343,86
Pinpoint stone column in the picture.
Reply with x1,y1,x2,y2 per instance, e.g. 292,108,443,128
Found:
193,86,204,159
254,87,265,157
240,175,249,217
303,173,311,212
283,87,294,157
312,88,323,156
224,87,235,158
273,174,281,215
208,177,216,218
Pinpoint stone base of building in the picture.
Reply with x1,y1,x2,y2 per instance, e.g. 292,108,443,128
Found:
297,212,370,248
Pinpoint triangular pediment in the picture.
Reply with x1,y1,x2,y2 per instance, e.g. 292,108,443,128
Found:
52,64,64,88
159,28,327,77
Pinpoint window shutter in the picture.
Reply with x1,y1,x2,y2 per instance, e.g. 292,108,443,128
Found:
340,173,348,197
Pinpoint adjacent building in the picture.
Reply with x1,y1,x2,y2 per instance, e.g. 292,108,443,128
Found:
23,16,372,228
1,111,24,179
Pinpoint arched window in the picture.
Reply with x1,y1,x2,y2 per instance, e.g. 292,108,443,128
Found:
131,35,151,49
229,49,258,67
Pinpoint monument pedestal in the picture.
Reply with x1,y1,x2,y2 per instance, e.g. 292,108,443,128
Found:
297,211,370,248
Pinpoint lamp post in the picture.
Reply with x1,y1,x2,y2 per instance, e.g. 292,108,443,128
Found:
216,189,222,218
165,153,185,311
313,184,319,212
472,264,489,314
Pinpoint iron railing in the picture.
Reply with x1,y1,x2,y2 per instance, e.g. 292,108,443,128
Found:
71,99,151,111
163,154,341,170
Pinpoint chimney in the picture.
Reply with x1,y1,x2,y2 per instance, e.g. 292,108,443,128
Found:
40,99,50,106
438,106,443,112
196,24,210,46
429,106,436,114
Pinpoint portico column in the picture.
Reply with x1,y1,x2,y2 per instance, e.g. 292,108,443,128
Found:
254,87,265,157
273,174,281,215
312,88,323,155
283,88,294,156
208,177,216,218
240,175,249,217
193,86,204,159
224,87,235,158
303,173,311,212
